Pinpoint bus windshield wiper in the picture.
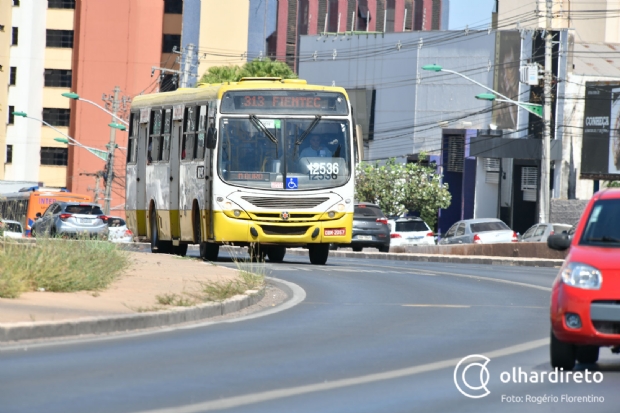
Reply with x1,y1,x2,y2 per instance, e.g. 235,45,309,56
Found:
585,236,620,243
294,115,322,156
249,115,279,157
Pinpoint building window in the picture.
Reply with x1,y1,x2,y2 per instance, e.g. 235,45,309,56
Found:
42,108,71,126
357,0,370,31
164,0,183,14
46,29,74,48
40,147,68,166
385,0,396,32
9,67,17,86
298,0,310,36
44,69,72,87
13,0,19,6
48,0,76,9
327,0,339,32
162,34,181,53
8,106,15,125
11,27,18,45
6,145,13,164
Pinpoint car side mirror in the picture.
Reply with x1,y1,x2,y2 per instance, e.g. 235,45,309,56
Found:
206,127,217,149
547,233,571,251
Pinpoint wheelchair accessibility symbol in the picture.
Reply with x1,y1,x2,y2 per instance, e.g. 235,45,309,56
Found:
286,177,298,190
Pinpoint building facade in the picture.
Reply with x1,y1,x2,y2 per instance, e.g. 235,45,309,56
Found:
3,0,73,188
243,0,449,73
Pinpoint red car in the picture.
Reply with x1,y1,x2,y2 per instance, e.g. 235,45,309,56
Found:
548,189,620,370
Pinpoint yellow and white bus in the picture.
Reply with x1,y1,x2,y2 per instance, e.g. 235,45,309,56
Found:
126,78,358,264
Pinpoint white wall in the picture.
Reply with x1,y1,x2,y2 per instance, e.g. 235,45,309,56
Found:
6,3,46,181
474,159,499,218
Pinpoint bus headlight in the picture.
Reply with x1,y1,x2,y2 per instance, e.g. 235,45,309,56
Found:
337,203,345,212
217,198,250,219
328,211,336,218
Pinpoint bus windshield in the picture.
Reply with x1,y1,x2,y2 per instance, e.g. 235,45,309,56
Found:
218,117,351,190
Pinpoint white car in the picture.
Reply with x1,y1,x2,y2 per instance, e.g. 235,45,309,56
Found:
106,216,134,243
1,220,24,239
388,216,435,247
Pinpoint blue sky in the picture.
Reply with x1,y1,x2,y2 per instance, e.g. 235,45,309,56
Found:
448,0,496,30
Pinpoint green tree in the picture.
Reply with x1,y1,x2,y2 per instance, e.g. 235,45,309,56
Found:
239,58,297,79
198,58,297,84
198,65,242,84
355,156,451,227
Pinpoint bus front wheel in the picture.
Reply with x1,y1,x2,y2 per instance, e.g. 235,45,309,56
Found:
309,244,329,265
200,242,219,261
266,246,286,263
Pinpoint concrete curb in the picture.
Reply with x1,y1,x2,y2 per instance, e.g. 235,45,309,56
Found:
122,243,564,267
0,289,265,343
285,249,565,268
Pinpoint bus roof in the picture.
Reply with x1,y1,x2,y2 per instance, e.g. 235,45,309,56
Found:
130,78,349,110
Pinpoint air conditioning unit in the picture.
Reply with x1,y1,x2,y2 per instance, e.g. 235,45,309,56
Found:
521,166,538,202
520,64,540,86
484,158,500,184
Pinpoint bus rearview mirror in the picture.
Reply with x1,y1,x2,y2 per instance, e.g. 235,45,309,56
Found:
206,127,217,149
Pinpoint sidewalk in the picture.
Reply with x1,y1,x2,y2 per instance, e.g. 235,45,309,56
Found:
0,251,264,343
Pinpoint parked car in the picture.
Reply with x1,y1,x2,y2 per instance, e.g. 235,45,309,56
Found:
520,223,572,243
1,220,24,238
106,216,134,243
438,218,518,245
31,202,108,239
548,189,620,370
388,216,435,247
332,203,390,252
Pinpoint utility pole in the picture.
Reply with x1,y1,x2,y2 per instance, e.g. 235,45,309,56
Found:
103,86,120,215
540,0,553,224
80,171,103,204
180,43,194,88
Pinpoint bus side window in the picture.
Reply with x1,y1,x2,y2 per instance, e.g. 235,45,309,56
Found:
127,113,138,164
195,105,207,160
183,106,196,160
150,109,162,162
162,109,172,162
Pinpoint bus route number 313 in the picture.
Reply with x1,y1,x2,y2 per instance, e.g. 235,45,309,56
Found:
307,162,339,180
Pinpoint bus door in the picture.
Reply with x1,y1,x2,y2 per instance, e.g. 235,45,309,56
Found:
169,105,184,240
135,109,149,237
206,104,216,239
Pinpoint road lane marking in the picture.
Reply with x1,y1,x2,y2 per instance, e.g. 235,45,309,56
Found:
402,304,470,308
131,338,548,413
335,263,553,292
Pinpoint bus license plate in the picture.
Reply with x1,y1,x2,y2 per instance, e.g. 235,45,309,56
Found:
324,228,346,236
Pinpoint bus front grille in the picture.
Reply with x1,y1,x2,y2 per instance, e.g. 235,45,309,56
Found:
242,197,329,209
259,225,311,236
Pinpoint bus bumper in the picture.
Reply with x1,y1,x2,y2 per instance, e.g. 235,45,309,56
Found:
212,211,352,244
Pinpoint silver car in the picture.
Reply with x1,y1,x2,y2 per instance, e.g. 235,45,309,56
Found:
439,218,517,245
520,223,572,243
32,202,108,239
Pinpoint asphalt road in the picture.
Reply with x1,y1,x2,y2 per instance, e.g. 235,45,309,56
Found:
1,251,618,413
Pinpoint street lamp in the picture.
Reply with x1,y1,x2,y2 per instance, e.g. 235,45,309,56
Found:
421,64,543,117
422,63,551,224
61,88,127,215
475,93,542,118
11,111,107,161
62,92,129,126
54,137,109,161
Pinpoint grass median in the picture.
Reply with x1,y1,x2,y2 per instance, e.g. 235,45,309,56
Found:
0,238,130,299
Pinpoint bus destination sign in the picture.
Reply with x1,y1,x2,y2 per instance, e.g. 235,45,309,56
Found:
221,90,348,115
